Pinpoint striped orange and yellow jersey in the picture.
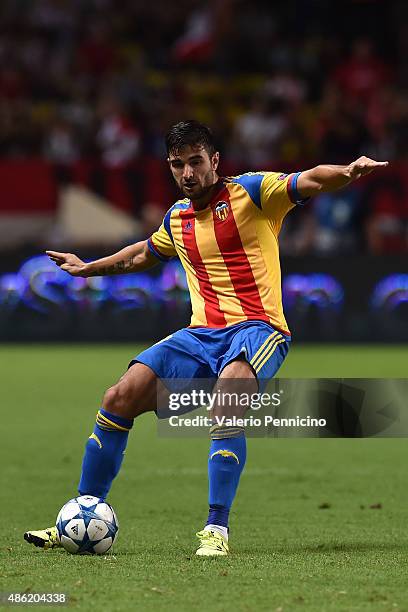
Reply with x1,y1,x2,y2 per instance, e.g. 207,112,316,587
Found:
147,171,307,335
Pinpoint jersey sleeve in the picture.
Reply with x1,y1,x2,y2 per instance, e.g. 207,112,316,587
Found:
260,172,308,230
147,215,177,262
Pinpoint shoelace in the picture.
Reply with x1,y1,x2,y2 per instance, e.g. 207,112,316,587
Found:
196,530,226,549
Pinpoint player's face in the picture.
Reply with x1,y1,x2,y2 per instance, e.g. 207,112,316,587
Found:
168,145,219,200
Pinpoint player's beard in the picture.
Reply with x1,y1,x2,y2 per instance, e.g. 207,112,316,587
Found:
181,170,216,200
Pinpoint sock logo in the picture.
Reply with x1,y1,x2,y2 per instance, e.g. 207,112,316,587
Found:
89,433,102,449
210,450,239,464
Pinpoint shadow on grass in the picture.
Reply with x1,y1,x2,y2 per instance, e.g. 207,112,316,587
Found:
106,540,408,561
236,541,408,555
18,541,406,560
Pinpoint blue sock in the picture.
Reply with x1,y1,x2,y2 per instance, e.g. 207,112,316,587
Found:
78,409,133,500
206,431,246,529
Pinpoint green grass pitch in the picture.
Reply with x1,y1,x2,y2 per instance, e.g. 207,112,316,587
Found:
1,344,407,611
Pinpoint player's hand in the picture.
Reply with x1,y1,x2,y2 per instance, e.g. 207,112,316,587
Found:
347,156,389,180
46,251,88,277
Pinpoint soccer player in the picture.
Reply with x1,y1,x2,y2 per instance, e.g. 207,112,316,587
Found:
24,120,388,556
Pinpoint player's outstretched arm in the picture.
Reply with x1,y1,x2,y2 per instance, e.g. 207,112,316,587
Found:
296,156,389,197
46,240,157,277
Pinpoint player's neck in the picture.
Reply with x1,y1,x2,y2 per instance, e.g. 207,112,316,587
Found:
191,176,222,211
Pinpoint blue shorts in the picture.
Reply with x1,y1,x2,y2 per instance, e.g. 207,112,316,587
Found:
131,321,290,387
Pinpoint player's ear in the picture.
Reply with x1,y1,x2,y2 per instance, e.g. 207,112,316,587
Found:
211,152,220,171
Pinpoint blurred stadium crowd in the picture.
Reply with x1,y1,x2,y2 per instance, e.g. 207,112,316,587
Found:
0,0,407,254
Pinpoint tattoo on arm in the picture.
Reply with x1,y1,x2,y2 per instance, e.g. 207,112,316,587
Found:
91,257,135,276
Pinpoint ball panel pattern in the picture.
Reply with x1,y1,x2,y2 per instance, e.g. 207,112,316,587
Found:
87,519,109,541
64,518,86,541
56,496,118,555
76,495,100,508
60,502,81,521
112,508,119,530
93,537,113,554
60,534,79,553
94,503,114,524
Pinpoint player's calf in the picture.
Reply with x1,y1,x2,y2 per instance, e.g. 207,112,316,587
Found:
79,363,159,499
78,408,134,499
196,358,253,556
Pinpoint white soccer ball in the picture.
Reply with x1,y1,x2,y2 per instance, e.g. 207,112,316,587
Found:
56,495,119,554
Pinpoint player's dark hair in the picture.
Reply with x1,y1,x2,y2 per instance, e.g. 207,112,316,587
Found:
165,120,217,157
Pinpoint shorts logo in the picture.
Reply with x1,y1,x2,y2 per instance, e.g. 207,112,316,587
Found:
215,201,229,221
277,173,288,180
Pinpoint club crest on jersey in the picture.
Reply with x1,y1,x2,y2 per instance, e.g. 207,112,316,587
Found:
215,201,229,221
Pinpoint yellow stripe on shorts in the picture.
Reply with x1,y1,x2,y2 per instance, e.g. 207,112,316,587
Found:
251,332,283,371
250,332,278,369
254,338,286,373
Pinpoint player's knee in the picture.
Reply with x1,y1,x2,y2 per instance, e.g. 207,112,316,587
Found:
102,383,132,416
